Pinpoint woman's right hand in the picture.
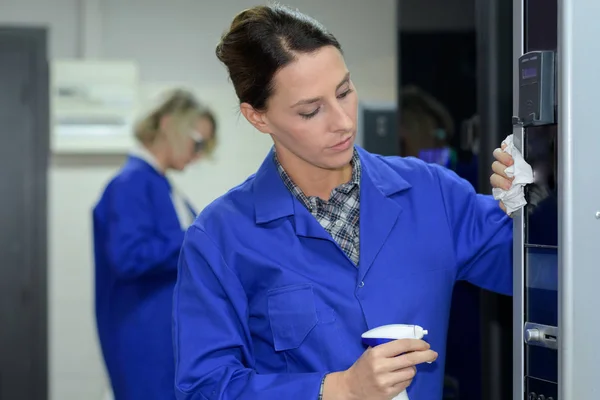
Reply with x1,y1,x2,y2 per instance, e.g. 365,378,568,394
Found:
491,143,515,214
324,339,438,400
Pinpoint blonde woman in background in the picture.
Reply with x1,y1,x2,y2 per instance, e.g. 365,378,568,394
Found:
92,89,217,400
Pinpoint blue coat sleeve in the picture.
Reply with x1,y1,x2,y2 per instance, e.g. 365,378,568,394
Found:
433,165,513,295
104,179,185,280
173,226,325,400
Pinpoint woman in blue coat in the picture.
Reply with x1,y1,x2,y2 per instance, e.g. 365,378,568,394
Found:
93,89,217,399
173,5,514,400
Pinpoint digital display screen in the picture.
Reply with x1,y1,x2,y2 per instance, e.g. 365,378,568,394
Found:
522,67,538,79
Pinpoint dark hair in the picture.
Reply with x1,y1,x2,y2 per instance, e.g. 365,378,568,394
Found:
216,3,342,111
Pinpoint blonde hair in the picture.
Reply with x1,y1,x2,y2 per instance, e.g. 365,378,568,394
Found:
134,88,203,153
198,108,218,157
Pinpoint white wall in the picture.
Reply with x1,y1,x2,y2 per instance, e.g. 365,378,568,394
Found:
0,1,397,399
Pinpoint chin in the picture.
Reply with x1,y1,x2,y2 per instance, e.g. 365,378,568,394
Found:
325,146,355,170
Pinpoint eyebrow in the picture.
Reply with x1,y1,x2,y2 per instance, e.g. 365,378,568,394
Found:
291,72,351,108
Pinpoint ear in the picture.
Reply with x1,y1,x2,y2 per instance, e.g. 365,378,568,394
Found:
240,103,270,134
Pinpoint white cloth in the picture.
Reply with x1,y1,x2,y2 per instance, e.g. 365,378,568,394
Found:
492,134,534,214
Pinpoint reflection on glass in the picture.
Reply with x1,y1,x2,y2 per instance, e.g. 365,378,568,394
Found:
526,346,558,383
525,126,558,247
526,367,558,396
418,148,452,167
526,247,558,326
524,0,559,390
526,0,558,52
525,247,558,383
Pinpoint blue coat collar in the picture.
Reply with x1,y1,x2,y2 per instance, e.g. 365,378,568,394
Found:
253,145,412,224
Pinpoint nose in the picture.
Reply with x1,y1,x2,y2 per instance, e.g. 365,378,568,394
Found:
329,102,354,133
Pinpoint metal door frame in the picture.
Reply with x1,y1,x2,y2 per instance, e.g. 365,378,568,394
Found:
557,0,600,397
512,0,526,396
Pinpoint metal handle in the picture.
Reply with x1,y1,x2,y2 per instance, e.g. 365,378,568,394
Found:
523,322,558,350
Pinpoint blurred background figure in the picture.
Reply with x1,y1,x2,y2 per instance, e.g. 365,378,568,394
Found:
399,85,480,191
399,85,456,165
455,113,480,192
92,89,217,400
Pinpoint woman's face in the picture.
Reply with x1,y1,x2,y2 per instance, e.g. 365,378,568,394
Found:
190,117,216,163
244,45,358,171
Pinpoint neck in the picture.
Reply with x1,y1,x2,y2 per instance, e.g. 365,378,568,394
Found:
275,146,353,200
142,142,169,173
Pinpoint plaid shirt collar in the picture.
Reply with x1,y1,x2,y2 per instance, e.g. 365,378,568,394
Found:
274,148,361,211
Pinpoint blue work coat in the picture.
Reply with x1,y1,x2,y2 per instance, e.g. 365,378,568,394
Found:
173,146,512,400
93,154,196,400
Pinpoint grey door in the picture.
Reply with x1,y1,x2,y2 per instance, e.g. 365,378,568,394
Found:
359,102,399,156
0,27,49,400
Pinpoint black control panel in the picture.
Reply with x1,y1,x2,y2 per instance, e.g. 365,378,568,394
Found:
528,394,555,400
527,375,558,400
517,51,556,126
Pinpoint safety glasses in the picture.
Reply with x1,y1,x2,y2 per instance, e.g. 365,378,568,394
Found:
190,130,207,153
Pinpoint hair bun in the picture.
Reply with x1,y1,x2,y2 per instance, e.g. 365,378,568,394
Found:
215,4,341,110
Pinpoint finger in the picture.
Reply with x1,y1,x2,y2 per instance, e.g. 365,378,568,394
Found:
490,173,512,190
391,367,416,389
369,370,414,399
493,148,514,166
501,142,508,150
491,161,512,180
386,366,417,390
499,201,507,213
388,349,439,371
375,339,430,358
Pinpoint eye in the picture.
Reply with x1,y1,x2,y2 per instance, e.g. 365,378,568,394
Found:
298,89,353,120
337,89,353,99
299,107,320,120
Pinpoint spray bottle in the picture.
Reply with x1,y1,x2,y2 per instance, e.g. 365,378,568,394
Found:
361,324,430,400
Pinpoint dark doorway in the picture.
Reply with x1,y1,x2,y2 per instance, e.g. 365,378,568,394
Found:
398,0,515,395
399,29,481,400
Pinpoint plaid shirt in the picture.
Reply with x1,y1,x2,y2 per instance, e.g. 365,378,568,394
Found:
274,148,361,399
274,149,361,265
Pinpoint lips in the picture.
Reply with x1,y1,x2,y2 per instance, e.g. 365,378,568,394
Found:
333,136,352,148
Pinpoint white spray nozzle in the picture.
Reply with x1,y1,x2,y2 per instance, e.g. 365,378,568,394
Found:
362,324,429,341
